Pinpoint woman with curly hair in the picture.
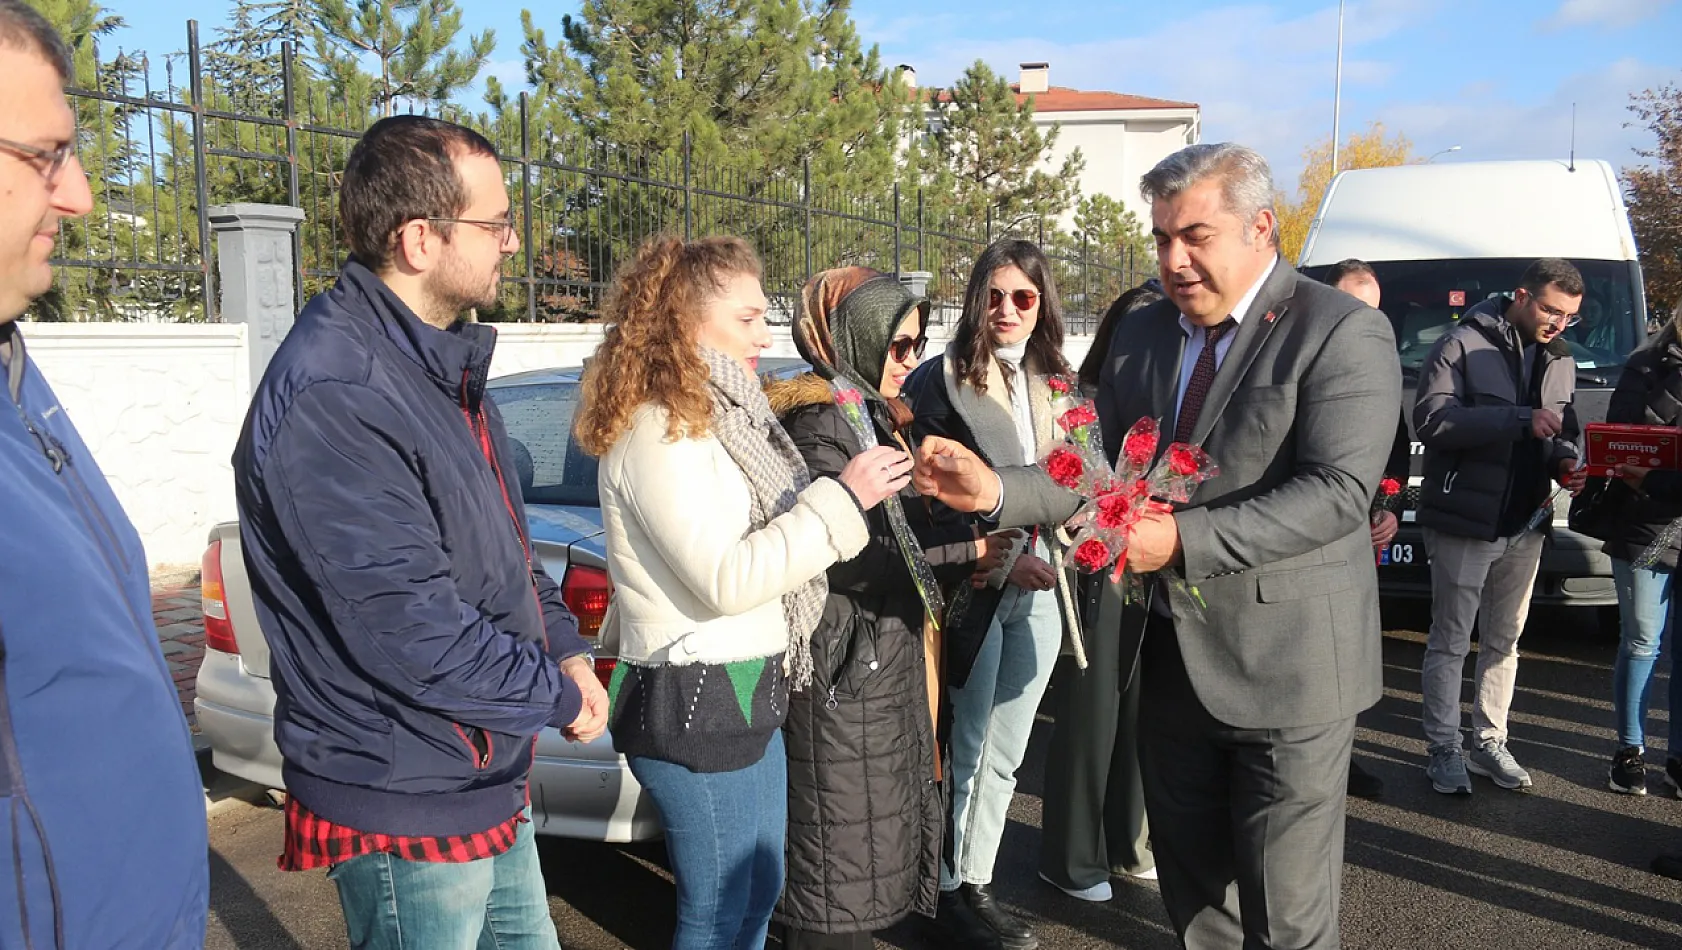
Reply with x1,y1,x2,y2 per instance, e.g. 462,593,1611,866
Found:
575,235,911,949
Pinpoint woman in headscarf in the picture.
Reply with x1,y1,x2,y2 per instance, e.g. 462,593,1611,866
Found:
767,268,998,949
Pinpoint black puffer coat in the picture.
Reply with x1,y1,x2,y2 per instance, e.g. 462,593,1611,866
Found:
768,374,977,933
1598,332,1682,568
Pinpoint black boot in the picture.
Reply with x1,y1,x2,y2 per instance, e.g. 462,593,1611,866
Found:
925,889,1005,950
959,883,1038,950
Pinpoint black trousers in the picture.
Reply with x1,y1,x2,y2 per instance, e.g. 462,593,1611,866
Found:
1138,614,1353,950
1038,630,1152,888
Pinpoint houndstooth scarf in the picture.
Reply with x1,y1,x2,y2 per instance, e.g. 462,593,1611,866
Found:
701,346,827,690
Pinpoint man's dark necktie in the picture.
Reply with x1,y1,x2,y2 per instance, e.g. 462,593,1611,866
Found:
1174,319,1236,444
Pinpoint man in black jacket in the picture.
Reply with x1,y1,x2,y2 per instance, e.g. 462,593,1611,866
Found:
1413,258,1586,796
233,116,606,949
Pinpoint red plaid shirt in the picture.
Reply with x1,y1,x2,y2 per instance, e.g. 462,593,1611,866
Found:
278,797,525,871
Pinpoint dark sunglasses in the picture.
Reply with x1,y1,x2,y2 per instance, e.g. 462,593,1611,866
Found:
988,287,1040,312
888,336,929,362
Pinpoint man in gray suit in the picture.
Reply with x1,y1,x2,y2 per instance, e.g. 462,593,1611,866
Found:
914,142,1400,949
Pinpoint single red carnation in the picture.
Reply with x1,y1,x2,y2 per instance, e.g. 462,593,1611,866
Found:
1045,448,1084,488
834,387,864,406
1047,376,1072,395
1168,444,1199,476
1073,538,1111,572
1059,404,1098,432
1379,477,1402,497
1123,432,1157,469
1095,491,1135,529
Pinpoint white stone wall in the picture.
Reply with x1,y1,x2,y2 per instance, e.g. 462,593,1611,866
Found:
20,321,1094,574
23,323,250,572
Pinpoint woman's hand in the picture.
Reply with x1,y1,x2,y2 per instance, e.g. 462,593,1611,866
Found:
1007,552,1057,592
975,528,1023,574
838,445,914,509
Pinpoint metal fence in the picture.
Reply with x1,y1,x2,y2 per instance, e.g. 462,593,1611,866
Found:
45,20,1152,333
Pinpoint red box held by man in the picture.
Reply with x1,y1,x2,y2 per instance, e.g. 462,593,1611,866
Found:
1584,423,1682,476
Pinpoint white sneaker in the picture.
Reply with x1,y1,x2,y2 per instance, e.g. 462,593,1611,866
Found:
1128,866,1158,881
1038,871,1112,902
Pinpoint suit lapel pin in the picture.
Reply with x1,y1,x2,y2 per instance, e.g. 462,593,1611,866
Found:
1264,310,1278,324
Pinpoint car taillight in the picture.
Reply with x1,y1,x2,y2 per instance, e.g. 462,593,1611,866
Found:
201,539,239,655
593,656,619,691
560,564,616,689
559,563,612,639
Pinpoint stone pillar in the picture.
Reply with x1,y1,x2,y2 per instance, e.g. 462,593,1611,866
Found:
897,270,934,298
209,203,306,382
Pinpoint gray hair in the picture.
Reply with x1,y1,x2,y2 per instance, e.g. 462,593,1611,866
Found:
0,0,71,80
1140,143,1277,242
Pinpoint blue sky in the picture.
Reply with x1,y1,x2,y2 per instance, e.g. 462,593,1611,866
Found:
98,0,1681,195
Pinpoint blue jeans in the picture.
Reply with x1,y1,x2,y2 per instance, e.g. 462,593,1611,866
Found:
628,731,786,950
1611,558,1679,752
943,579,1063,889
327,807,560,950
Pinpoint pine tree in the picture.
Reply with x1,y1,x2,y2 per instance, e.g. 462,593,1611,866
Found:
312,0,494,117
515,0,913,296
917,60,1084,235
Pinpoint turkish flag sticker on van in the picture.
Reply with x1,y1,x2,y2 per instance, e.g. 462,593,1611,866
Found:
1448,291,1466,307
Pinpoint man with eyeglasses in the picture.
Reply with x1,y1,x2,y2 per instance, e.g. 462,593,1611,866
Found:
1,1,210,947
1413,257,1587,795
231,114,606,948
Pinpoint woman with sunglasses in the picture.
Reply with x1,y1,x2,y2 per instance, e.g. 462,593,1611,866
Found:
902,239,1080,950
767,268,999,949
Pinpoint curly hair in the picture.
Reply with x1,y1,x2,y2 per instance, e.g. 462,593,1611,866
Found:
574,235,763,456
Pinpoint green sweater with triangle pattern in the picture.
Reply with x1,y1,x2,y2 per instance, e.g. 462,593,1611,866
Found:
605,652,788,772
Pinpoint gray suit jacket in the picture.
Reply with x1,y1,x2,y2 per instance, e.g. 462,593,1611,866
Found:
998,262,1400,729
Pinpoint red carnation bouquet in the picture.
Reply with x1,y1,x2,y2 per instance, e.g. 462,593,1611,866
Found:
1038,379,1221,609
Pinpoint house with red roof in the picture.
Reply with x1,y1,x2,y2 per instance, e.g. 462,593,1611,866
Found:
911,62,1200,226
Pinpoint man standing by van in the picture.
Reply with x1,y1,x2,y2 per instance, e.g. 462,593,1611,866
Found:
1324,258,1405,802
1414,258,1586,794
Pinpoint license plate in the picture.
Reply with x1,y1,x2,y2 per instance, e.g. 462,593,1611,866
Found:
1377,543,1418,566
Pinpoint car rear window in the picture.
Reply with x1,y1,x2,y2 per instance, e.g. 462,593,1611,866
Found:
487,381,600,508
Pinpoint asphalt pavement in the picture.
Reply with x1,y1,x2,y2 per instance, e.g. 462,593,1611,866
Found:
206,603,1682,949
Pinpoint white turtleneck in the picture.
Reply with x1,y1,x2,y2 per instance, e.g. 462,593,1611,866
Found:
995,340,1037,465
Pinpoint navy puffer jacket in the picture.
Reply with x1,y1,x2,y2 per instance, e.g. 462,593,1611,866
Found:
233,261,588,838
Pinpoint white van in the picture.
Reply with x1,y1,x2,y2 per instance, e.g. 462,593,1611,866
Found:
1298,159,1649,609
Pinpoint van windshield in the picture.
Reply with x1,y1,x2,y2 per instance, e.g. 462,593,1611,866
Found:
1301,258,1645,381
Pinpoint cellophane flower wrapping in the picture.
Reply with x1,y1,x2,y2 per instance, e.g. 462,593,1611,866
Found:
1036,394,1221,611
829,378,947,631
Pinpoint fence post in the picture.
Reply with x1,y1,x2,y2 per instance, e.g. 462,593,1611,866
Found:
916,188,925,271
187,21,216,321
683,132,693,241
1082,233,1090,327
893,182,902,274
210,204,306,382
520,92,536,322
802,157,812,285
282,41,302,316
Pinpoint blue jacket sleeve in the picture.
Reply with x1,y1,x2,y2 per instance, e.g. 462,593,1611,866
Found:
266,382,581,735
